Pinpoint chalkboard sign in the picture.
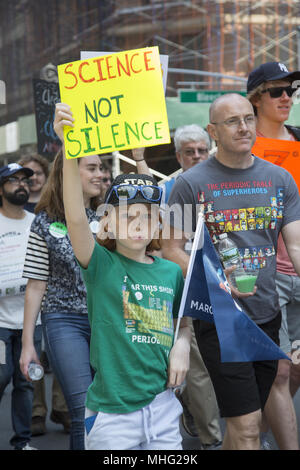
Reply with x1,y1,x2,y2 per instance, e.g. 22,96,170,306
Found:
33,78,61,158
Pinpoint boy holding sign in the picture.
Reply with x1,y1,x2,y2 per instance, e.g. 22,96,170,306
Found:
54,102,191,450
247,61,300,450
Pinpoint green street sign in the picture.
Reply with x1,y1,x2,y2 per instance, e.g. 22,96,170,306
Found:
179,90,246,103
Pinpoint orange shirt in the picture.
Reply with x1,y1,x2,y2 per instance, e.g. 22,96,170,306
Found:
256,130,297,276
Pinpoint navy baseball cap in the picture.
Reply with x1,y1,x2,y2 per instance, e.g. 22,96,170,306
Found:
0,163,33,184
105,174,162,207
247,62,300,93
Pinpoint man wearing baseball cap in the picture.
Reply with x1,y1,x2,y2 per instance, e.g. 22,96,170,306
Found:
248,62,300,450
0,163,34,200
0,163,42,450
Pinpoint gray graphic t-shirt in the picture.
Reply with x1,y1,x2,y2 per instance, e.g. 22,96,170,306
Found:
168,156,300,324
23,209,99,314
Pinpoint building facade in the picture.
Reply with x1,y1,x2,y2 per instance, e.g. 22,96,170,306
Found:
0,0,299,173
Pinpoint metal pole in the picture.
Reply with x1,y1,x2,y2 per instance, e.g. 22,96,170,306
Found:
168,68,247,83
297,26,300,71
111,152,120,178
113,152,168,180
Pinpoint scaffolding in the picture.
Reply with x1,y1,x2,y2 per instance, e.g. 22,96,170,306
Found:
101,0,300,93
1,0,300,124
1,0,300,171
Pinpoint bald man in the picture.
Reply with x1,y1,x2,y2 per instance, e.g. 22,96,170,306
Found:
162,94,300,450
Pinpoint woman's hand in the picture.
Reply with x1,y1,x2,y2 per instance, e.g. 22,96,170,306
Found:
19,345,41,381
54,103,74,143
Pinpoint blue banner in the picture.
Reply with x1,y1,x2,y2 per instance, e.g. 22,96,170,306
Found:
179,213,289,362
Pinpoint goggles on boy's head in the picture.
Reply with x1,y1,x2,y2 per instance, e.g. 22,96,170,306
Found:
106,184,162,206
104,173,162,207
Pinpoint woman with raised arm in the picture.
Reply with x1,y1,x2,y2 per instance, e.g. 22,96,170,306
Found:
20,147,103,450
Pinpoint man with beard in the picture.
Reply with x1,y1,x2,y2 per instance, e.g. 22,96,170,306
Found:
0,163,42,450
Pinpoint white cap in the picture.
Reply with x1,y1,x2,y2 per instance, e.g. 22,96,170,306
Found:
218,233,228,240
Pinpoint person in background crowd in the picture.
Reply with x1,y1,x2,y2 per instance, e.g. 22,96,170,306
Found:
18,154,49,213
160,124,222,449
99,162,112,201
18,153,71,437
160,124,211,210
0,163,41,450
247,61,300,450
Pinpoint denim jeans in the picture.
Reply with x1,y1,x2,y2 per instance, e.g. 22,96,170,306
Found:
42,312,93,450
0,325,42,449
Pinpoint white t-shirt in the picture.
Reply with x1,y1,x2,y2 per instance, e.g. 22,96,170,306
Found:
0,211,37,329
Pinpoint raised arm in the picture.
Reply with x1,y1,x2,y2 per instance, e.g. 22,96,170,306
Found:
131,147,152,176
54,103,95,268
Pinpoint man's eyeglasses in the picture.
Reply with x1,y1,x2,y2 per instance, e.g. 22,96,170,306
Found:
211,115,255,129
182,148,209,157
261,86,294,99
107,184,162,203
3,176,31,186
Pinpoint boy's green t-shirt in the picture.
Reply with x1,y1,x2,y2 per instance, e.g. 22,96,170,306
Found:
80,243,184,414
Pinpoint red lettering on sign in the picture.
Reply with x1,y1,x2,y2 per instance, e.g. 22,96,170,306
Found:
130,53,142,73
93,57,107,82
78,62,95,84
116,54,131,77
105,56,117,79
64,64,78,89
144,51,155,71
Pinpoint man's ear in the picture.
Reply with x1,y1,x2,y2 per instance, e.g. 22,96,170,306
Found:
206,123,218,143
176,152,182,166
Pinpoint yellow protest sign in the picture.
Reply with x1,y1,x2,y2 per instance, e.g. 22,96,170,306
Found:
57,47,170,159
